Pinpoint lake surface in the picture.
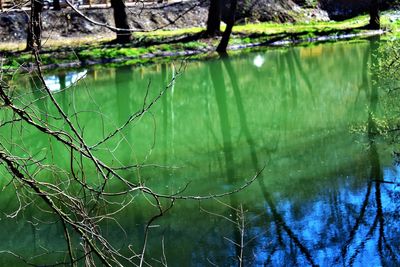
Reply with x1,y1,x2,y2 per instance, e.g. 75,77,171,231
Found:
1,38,400,266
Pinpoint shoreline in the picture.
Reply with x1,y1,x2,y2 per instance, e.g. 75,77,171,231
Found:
40,29,387,71
0,17,395,73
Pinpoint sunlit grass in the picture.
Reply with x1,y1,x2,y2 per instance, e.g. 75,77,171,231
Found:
0,42,26,51
0,35,114,52
233,16,370,34
135,27,204,38
133,15,372,38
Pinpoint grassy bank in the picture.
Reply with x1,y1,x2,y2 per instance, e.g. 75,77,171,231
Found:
1,12,399,72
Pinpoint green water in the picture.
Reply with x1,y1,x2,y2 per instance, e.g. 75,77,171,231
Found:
1,39,400,266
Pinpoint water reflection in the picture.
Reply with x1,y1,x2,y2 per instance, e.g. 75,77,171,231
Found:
198,39,399,266
209,58,243,265
43,70,87,92
29,74,49,120
224,54,316,266
253,55,265,68
2,41,400,266
340,36,400,266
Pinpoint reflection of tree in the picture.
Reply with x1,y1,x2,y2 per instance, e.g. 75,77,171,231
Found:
30,75,48,121
209,59,241,265
115,66,133,125
286,51,298,108
337,36,399,266
355,44,371,106
59,72,68,114
161,64,169,178
275,48,315,136
277,53,290,139
114,65,135,168
288,49,314,105
221,55,317,266
214,38,400,266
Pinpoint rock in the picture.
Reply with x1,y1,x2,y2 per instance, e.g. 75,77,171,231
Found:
0,11,29,41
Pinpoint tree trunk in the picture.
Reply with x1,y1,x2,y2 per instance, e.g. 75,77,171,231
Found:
206,0,221,36
369,0,380,29
26,0,44,51
216,0,237,55
111,0,131,43
53,0,61,11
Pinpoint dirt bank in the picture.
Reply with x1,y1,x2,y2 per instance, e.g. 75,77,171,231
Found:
0,0,330,43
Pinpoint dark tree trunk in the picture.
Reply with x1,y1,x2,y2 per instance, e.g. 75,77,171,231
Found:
216,0,237,55
206,0,221,36
111,0,131,44
26,0,43,51
369,0,380,29
53,0,61,11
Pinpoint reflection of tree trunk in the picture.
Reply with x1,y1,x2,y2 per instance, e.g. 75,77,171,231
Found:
285,53,298,107
259,180,317,266
341,36,399,266
115,66,133,125
206,0,221,36
209,59,241,264
29,76,48,156
339,180,373,263
367,35,394,265
222,55,316,266
161,64,169,177
369,36,380,114
59,73,66,90
209,60,235,182
346,134,382,265
30,76,48,121
339,36,381,265
26,0,43,51
222,57,258,166
59,73,68,115
355,44,371,106
375,168,384,264
111,0,131,43
115,66,133,165
216,0,237,54
289,49,314,104
278,55,289,140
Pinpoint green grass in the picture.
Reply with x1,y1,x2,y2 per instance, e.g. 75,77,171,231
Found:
129,16,371,43
135,27,204,38
79,47,149,59
233,16,369,34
